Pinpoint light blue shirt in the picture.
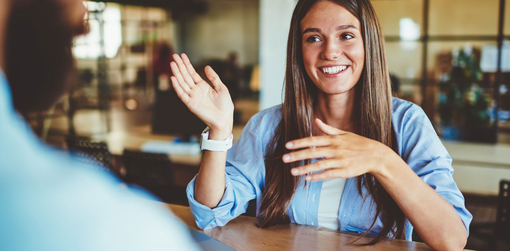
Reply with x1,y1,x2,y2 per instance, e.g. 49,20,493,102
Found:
0,71,199,250
187,97,473,241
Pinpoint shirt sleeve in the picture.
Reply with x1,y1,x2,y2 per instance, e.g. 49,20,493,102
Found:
397,105,473,236
186,110,275,229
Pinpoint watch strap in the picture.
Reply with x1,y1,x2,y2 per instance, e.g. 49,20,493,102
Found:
200,127,233,151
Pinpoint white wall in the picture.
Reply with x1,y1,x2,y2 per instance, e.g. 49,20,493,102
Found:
182,0,259,67
259,0,297,110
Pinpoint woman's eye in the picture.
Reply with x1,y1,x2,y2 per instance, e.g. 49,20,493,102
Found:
341,33,354,40
306,36,321,43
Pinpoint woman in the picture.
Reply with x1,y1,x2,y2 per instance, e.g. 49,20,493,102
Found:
169,0,471,249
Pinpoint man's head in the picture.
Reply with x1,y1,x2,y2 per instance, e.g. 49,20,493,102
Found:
4,0,87,113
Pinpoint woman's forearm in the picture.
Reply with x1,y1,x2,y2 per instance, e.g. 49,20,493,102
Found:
373,152,467,250
194,128,231,208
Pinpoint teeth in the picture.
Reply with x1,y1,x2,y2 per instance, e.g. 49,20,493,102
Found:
321,66,347,74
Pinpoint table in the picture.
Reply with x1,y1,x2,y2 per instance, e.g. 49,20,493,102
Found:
167,204,437,251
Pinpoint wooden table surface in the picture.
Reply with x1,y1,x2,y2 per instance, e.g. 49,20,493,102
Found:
167,204,437,251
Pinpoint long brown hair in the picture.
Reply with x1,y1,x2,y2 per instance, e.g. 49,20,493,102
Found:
258,0,406,244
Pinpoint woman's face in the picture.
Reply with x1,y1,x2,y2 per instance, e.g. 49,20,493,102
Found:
300,1,364,96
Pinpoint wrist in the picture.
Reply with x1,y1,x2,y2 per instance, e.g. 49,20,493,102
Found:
208,114,233,140
201,127,233,151
208,126,233,140
371,145,399,179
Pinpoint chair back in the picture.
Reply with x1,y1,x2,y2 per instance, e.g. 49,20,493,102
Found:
65,136,113,171
122,150,174,186
495,180,510,239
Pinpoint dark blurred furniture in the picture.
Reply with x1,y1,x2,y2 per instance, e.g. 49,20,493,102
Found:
495,180,510,240
151,90,205,140
122,150,186,204
65,136,114,173
469,180,510,250
122,149,174,186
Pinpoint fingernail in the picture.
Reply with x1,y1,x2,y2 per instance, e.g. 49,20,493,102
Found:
283,155,291,162
291,168,299,175
286,142,293,148
306,176,312,181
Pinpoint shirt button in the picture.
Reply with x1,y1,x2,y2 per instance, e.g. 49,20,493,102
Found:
312,194,316,202
311,222,314,225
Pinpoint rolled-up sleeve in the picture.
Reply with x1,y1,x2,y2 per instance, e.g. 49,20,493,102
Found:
186,107,280,229
396,104,473,235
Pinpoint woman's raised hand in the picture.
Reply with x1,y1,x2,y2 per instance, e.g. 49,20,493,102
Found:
282,118,395,181
170,53,234,138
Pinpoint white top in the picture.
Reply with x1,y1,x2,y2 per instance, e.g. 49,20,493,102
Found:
318,178,346,230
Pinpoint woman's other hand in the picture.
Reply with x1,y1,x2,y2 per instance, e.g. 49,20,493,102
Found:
283,118,394,181
170,53,234,139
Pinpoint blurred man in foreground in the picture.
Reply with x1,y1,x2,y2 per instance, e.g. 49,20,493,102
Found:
0,0,199,250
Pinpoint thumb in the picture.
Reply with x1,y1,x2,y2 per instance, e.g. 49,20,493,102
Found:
315,118,347,136
204,65,224,91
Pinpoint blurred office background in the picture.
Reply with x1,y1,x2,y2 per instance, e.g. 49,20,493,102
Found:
25,0,510,250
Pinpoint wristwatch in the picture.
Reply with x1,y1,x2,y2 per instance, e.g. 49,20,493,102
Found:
200,127,233,151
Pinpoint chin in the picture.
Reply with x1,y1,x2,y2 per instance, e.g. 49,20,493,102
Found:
315,82,356,96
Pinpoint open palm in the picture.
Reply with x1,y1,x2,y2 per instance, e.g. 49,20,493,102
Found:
170,53,234,132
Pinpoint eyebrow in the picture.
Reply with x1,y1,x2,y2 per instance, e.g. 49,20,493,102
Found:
302,25,359,35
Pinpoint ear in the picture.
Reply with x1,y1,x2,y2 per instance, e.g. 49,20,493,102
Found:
315,118,347,136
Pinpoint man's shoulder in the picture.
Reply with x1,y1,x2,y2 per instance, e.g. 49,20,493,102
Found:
0,150,199,250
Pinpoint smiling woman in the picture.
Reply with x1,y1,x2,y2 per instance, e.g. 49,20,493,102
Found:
301,2,364,96
169,0,473,250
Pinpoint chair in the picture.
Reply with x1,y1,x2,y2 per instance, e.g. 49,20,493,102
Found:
65,136,113,173
468,180,510,250
495,180,510,240
122,150,179,203
122,149,174,186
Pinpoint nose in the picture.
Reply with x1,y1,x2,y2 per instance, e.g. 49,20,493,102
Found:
320,39,342,60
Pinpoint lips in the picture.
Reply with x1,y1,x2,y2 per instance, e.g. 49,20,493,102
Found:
320,65,348,74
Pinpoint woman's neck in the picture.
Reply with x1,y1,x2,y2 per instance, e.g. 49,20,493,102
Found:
314,89,357,134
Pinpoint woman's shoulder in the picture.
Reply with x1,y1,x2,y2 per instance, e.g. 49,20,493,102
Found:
391,97,431,128
391,97,440,141
391,97,423,117
391,97,444,155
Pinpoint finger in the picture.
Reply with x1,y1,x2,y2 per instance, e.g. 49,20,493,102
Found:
305,169,349,182
286,135,332,150
282,147,335,163
171,76,190,96
290,159,340,176
315,118,347,136
181,53,203,83
172,54,195,87
170,62,191,94
171,76,191,104
170,61,189,90
205,65,224,90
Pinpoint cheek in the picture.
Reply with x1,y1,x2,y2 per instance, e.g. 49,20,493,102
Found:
351,44,365,72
